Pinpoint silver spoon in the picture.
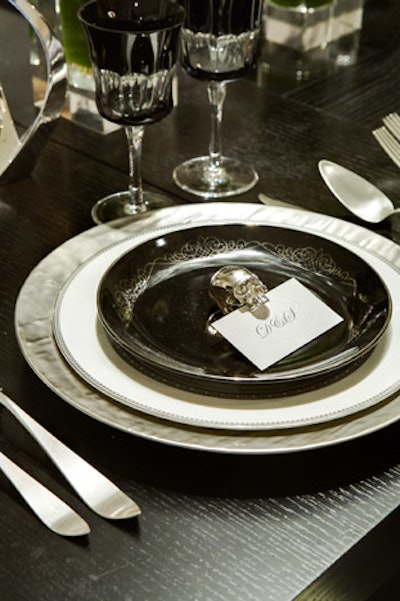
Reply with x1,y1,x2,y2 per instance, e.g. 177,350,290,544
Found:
318,159,400,223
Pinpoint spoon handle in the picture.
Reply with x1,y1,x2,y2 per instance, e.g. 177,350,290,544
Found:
0,450,90,536
0,391,141,520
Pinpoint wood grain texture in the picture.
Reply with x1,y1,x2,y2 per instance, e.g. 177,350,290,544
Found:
0,1,400,599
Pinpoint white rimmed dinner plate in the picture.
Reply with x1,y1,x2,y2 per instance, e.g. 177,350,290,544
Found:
53,218,398,430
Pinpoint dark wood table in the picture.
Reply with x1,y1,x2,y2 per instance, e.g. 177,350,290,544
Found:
1,1,400,599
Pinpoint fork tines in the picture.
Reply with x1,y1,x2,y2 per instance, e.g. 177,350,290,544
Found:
382,112,400,141
373,125,400,169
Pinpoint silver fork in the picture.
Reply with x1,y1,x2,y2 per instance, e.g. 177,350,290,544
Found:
373,124,400,169
382,112,400,140
0,391,141,520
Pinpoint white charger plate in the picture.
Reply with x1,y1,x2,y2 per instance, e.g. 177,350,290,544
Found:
15,203,400,453
53,216,398,430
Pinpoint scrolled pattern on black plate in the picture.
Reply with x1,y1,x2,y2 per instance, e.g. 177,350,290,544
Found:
111,234,357,326
112,235,249,322
273,244,353,281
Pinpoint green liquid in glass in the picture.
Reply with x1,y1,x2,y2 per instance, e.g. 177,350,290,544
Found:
59,0,91,68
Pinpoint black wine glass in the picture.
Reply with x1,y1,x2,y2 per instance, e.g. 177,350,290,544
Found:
173,0,262,199
78,0,185,223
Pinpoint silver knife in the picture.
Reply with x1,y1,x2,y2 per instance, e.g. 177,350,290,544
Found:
0,450,90,536
258,193,305,211
0,391,141,520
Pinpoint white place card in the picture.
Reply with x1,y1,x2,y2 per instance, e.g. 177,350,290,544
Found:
213,278,344,371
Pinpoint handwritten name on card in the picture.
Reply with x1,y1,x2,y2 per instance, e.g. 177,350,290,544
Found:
213,278,343,371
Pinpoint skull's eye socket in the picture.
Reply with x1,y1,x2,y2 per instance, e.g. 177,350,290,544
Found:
236,283,248,296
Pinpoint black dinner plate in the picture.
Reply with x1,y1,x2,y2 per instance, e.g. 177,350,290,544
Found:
97,224,391,398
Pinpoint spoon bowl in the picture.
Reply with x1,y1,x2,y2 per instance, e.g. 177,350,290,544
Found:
318,159,400,223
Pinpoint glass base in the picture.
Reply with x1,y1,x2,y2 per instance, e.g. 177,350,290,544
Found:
91,190,173,225
173,156,258,199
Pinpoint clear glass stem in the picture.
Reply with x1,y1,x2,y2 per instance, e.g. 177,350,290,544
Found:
207,81,227,172
125,125,146,214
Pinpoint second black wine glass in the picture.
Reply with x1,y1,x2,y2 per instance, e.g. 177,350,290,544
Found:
173,0,262,199
78,0,185,223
